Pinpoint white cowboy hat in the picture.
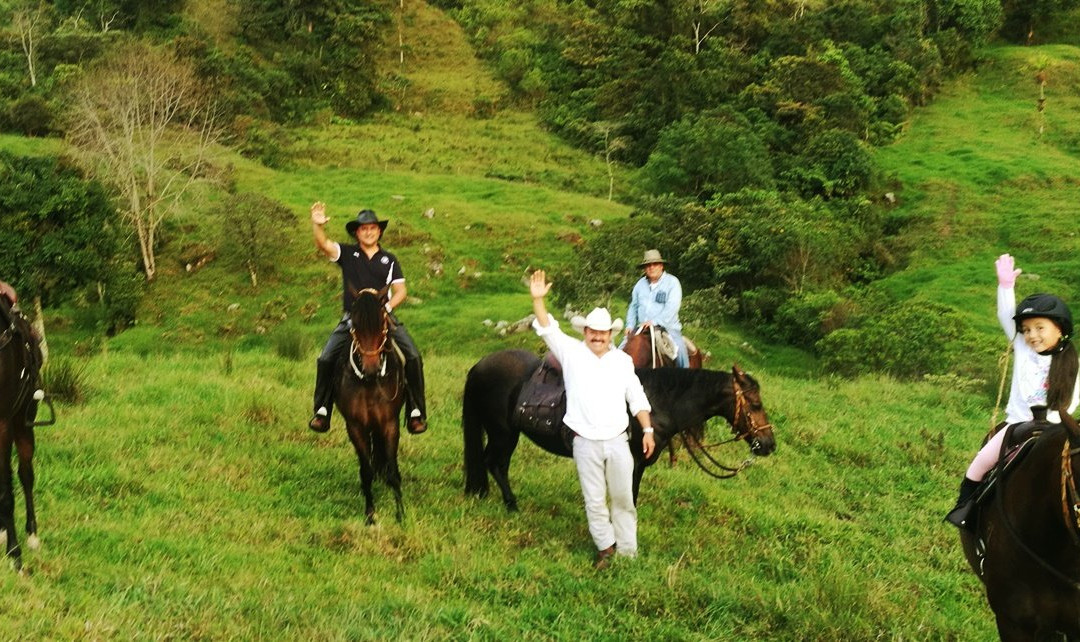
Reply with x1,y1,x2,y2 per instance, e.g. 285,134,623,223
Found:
570,307,624,334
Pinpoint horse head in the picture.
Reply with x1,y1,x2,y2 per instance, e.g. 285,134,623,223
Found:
348,286,391,378
731,363,775,456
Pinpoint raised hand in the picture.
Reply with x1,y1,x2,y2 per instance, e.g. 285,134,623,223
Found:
530,269,551,299
310,201,329,226
995,253,1021,288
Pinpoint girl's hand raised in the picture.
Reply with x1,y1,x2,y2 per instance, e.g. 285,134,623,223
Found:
996,254,1021,288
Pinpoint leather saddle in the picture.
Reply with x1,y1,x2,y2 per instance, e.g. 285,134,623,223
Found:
974,411,1051,506
514,353,574,452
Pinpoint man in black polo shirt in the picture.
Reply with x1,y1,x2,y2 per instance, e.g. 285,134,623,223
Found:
307,202,427,435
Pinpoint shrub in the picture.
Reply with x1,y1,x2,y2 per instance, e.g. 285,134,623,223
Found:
817,300,980,379
44,358,89,404
769,289,850,349
7,94,54,136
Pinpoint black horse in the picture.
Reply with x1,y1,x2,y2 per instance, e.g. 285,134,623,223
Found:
960,409,1080,640
334,287,406,525
462,349,776,511
0,299,44,571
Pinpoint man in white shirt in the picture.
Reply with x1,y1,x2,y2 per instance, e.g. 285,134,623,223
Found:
530,269,656,569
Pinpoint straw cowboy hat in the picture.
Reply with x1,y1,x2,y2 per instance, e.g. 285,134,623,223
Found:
638,249,666,267
345,209,389,236
570,307,624,334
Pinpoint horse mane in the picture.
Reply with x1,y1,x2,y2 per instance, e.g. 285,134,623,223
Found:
350,290,384,335
635,367,739,394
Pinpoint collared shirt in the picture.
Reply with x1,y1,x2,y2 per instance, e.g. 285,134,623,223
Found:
330,242,405,312
532,315,652,440
626,272,682,332
998,285,1080,424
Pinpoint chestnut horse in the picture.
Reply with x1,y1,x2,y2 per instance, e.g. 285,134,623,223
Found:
462,349,776,511
0,299,43,571
335,287,406,525
622,324,702,369
959,409,1080,639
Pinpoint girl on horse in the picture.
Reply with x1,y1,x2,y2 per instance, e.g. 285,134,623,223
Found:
946,254,1080,528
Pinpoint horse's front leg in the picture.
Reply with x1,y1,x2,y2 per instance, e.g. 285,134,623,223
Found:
345,425,377,525
0,436,21,571
15,427,37,550
382,418,405,524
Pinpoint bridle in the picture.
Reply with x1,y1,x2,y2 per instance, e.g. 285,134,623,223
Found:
681,375,773,480
346,289,395,387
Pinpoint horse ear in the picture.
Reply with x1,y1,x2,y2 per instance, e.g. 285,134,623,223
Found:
731,362,744,377
378,284,390,301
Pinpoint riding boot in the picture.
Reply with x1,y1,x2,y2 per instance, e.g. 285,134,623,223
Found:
309,359,336,433
404,355,427,434
945,477,980,529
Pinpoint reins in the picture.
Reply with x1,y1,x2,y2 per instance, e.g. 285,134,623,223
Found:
988,343,1012,436
681,376,771,480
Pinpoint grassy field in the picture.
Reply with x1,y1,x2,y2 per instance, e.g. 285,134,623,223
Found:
6,7,1080,637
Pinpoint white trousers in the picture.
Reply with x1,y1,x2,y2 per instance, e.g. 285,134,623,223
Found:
572,432,637,556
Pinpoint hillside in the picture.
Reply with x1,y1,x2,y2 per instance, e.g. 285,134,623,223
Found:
6,2,1080,637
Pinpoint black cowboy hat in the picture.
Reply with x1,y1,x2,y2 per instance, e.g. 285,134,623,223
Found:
1014,293,1074,340
345,209,389,236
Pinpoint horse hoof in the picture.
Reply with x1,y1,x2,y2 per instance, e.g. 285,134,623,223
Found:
27,534,39,551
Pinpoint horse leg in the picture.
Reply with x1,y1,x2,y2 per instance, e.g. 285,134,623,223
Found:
345,425,377,525
486,430,520,512
380,418,405,524
0,434,20,571
15,427,36,550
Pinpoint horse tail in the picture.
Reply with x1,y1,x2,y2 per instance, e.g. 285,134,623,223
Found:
462,366,489,497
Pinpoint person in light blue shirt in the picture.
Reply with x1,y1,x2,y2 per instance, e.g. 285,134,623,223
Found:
624,249,688,367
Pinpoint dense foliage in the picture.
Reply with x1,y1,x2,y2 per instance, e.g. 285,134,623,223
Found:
450,0,1077,378
0,151,138,333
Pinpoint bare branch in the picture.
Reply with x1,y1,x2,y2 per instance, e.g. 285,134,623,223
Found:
66,42,222,281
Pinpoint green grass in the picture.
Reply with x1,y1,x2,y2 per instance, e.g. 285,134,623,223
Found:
9,18,1080,639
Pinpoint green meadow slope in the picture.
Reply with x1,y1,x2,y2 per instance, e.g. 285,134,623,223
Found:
4,4,1080,635
876,45,1080,336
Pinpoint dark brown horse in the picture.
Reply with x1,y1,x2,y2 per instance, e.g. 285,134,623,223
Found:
335,287,406,525
960,409,1080,640
462,349,776,511
0,299,43,572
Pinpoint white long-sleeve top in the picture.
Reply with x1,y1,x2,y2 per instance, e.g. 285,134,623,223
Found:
532,315,652,440
999,285,1080,424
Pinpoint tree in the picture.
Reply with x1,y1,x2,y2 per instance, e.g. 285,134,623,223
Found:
0,151,131,347
641,109,774,200
66,40,221,281
10,0,53,87
218,193,295,289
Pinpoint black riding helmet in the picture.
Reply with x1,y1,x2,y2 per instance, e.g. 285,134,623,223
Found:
1013,293,1073,341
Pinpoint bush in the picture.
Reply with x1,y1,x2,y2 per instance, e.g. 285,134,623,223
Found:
817,300,980,379
7,94,54,136
44,358,89,404
769,289,850,349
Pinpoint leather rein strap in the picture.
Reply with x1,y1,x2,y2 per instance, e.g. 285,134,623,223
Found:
682,375,771,480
